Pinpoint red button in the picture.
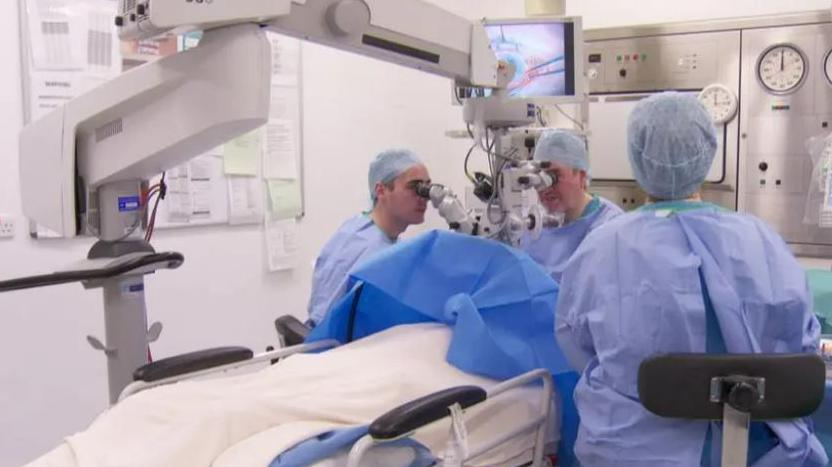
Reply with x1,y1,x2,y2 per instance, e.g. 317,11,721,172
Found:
633,54,639,61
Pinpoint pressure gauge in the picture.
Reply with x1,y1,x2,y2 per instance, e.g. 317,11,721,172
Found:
756,44,807,95
698,84,738,124
824,49,832,85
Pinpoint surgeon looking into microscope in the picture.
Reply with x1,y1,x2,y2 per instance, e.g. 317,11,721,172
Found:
307,149,430,327
521,129,623,283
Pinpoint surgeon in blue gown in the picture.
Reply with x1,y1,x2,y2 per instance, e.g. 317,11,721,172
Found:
556,92,827,466
307,149,430,326
520,129,623,283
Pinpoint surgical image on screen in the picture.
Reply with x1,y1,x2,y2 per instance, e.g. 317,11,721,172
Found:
485,23,567,98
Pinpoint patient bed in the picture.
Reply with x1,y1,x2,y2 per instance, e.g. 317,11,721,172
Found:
26,230,574,466
26,323,557,467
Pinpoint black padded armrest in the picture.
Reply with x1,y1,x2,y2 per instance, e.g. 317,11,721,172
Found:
369,385,487,440
275,315,310,347
638,353,825,420
133,346,253,382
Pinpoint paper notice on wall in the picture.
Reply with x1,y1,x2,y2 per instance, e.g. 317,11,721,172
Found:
162,155,219,222
223,130,261,176
165,164,192,222
26,0,120,74
28,71,77,119
269,86,300,120
85,6,121,77
189,156,214,181
267,32,300,86
26,0,85,71
191,180,212,217
265,218,299,271
188,156,213,218
227,176,262,225
263,119,298,179
266,179,303,219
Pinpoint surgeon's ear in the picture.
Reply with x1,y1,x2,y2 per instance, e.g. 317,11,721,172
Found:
373,182,386,203
578,170,589,190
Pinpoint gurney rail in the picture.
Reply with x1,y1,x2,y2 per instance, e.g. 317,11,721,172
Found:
118,339,339,402
346,368,554,467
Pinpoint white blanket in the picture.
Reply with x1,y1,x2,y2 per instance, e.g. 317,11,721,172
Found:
26,323,551,467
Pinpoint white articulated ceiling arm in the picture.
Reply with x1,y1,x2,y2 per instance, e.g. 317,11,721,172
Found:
20,0,499,238
118,0,499,88
12,0,507,404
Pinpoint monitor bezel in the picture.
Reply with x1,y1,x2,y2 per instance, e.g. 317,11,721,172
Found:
480,16,585,104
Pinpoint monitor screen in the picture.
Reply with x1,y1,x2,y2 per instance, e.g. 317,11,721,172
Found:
484,20,576,99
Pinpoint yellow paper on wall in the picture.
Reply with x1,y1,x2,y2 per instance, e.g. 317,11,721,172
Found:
223,130,261,176
267,179,303,219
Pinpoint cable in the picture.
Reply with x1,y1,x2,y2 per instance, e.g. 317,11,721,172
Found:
463,142,477,183
145,172,167,242
553,104,584,130
536,106,547,127
491,146,519,163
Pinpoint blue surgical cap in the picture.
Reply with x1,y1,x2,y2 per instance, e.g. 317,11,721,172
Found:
534,129,589,173
368,149,423,200
627,92,717,200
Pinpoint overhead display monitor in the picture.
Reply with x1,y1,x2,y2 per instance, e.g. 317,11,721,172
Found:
483,17,583,100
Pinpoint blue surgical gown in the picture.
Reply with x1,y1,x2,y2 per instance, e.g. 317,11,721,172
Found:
307,214,394,325
556,201,826,467
521,195,623,283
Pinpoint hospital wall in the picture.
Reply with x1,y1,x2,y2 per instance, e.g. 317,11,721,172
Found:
0,1,829,466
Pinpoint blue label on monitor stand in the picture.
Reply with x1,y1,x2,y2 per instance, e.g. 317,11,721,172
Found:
120,281,144,298
118,196,140,212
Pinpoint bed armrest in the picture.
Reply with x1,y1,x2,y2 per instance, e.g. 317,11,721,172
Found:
133,346,253,382
369,385,487,440
275,315,311,347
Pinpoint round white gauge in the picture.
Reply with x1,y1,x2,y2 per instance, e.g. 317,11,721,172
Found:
698,84,738,124
756,44,807,94
824,49,832,85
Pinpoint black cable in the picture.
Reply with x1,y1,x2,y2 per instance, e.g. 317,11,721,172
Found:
145,172,167,242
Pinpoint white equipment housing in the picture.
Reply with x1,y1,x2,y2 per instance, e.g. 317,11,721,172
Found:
20,23,271,237
118,0,498,88
21,0,502,238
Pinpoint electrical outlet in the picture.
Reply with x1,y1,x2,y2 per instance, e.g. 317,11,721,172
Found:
0,216,15,239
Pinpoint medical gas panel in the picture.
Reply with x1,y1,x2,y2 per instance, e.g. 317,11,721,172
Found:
739,23,832,257
584,11,832,257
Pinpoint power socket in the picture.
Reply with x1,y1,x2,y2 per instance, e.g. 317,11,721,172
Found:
0,215,15,239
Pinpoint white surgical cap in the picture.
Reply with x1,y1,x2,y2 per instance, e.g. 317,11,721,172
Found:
534,129,589,173
627,92,717,200
368,149,423,200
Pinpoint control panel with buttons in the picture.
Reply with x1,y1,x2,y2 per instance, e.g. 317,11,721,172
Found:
584,37,721,93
